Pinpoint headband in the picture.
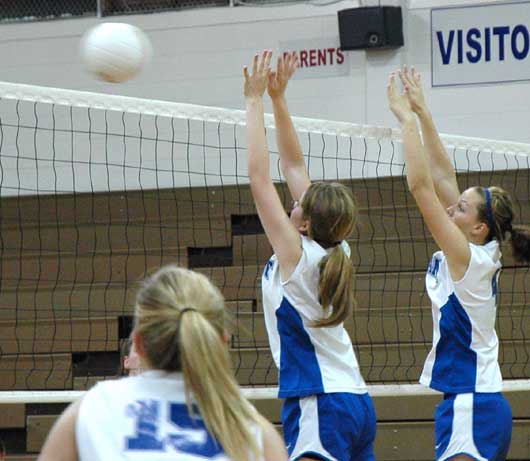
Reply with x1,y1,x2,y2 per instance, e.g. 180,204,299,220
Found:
484,188,495,231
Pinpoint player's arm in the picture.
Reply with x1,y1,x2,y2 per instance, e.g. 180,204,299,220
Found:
388,72,470,280
38,399,81,461
268,52,311,201
256,414,289,461
244,52,302,278
400,67,460,208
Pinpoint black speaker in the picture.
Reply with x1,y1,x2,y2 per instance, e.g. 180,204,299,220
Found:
338,6,404,50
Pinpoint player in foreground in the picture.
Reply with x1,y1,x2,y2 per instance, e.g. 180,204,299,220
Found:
244,50,376,461
388,66,530,461
38,265,287,461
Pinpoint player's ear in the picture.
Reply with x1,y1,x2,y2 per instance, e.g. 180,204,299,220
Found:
132,330,146,358
473,221,489,239
298,218,310,234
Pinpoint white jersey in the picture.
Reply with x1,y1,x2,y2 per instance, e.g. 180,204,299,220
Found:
420,240,503,394
261,235,367,398
76,370,262,461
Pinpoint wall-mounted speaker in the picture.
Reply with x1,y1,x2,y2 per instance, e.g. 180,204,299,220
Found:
338,6,404,50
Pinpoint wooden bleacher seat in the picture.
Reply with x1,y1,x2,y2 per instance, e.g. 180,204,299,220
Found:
1,172,528,458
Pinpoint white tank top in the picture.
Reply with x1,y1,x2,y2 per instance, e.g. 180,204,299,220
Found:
76,370,262,460
261,235,367,398
420,240,503,393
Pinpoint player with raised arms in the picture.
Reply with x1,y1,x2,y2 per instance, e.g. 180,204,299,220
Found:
387,67,530,461
244,50,376,461
38,265,287,461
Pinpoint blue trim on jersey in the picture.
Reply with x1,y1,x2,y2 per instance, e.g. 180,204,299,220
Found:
431,293,477,393
276,296,324,398
491,268,500,299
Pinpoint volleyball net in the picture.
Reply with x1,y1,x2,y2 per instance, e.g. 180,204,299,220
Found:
0,81,529,401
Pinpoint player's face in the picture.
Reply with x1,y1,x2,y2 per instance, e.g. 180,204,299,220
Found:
446,187,486,240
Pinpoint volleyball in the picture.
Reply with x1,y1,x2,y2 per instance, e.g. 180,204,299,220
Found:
81,23,152,83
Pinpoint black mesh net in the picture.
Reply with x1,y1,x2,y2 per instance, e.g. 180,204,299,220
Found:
102,0,229,16
0,0,97,23
0,83,528,392
0,0,232,23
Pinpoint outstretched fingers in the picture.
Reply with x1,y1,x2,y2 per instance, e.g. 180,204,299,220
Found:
286,52,298,76
411,66,421,84
244,51,274,99
263,50,273,73
397,68,411,92
252,53,259,75
387,72,397,99
277,55,284,76
257,50,272,74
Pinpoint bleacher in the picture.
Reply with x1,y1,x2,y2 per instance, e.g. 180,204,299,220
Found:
1,171,529,459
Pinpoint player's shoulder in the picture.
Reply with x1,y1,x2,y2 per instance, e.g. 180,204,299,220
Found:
300,236,351,263
469,239,501,267
85,376,135,401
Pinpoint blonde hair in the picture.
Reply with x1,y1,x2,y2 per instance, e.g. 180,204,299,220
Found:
476,186,530,263
134,265,260,461
301,182,358,327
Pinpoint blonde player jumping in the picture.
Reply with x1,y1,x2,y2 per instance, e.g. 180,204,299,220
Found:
244,50,376,461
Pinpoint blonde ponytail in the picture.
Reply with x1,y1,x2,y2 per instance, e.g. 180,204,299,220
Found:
135,265,261,461
315,244,356,327
179,311,260,461
301,182,358,327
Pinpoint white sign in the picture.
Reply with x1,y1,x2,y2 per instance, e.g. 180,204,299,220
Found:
431,1,530,86
279,38,351,79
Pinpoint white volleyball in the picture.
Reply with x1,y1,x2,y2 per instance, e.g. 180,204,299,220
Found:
81,23,152,83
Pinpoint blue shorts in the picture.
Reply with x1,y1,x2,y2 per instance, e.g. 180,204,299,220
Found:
435,393,512,461
282,392,376,461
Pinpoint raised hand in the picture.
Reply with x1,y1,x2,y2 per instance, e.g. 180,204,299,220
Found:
399,66,427,114
243,50,273,100
387,72,415,125
267,52,299,101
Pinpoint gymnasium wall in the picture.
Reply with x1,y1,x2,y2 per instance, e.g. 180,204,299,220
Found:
0,0,527,144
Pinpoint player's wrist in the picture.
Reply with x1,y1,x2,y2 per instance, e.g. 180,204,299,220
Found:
245,95,264,104
270,93,287,103
415,105,430,119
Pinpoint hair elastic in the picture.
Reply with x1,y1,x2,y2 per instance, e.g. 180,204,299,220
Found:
484,187,495,230
172,307,198,362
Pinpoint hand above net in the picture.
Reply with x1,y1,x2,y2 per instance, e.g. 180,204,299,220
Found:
243,50,272,100
398,65,428,115
387,71,415,125
267,51,299,101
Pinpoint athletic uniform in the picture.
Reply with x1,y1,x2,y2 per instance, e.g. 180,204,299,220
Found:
76,370,262,460
262,236,376,461
421,240,512,461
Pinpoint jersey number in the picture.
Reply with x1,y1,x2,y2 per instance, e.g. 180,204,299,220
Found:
125,399,223,457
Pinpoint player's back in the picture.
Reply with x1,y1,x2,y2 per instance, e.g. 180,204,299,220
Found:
76,370,236,460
